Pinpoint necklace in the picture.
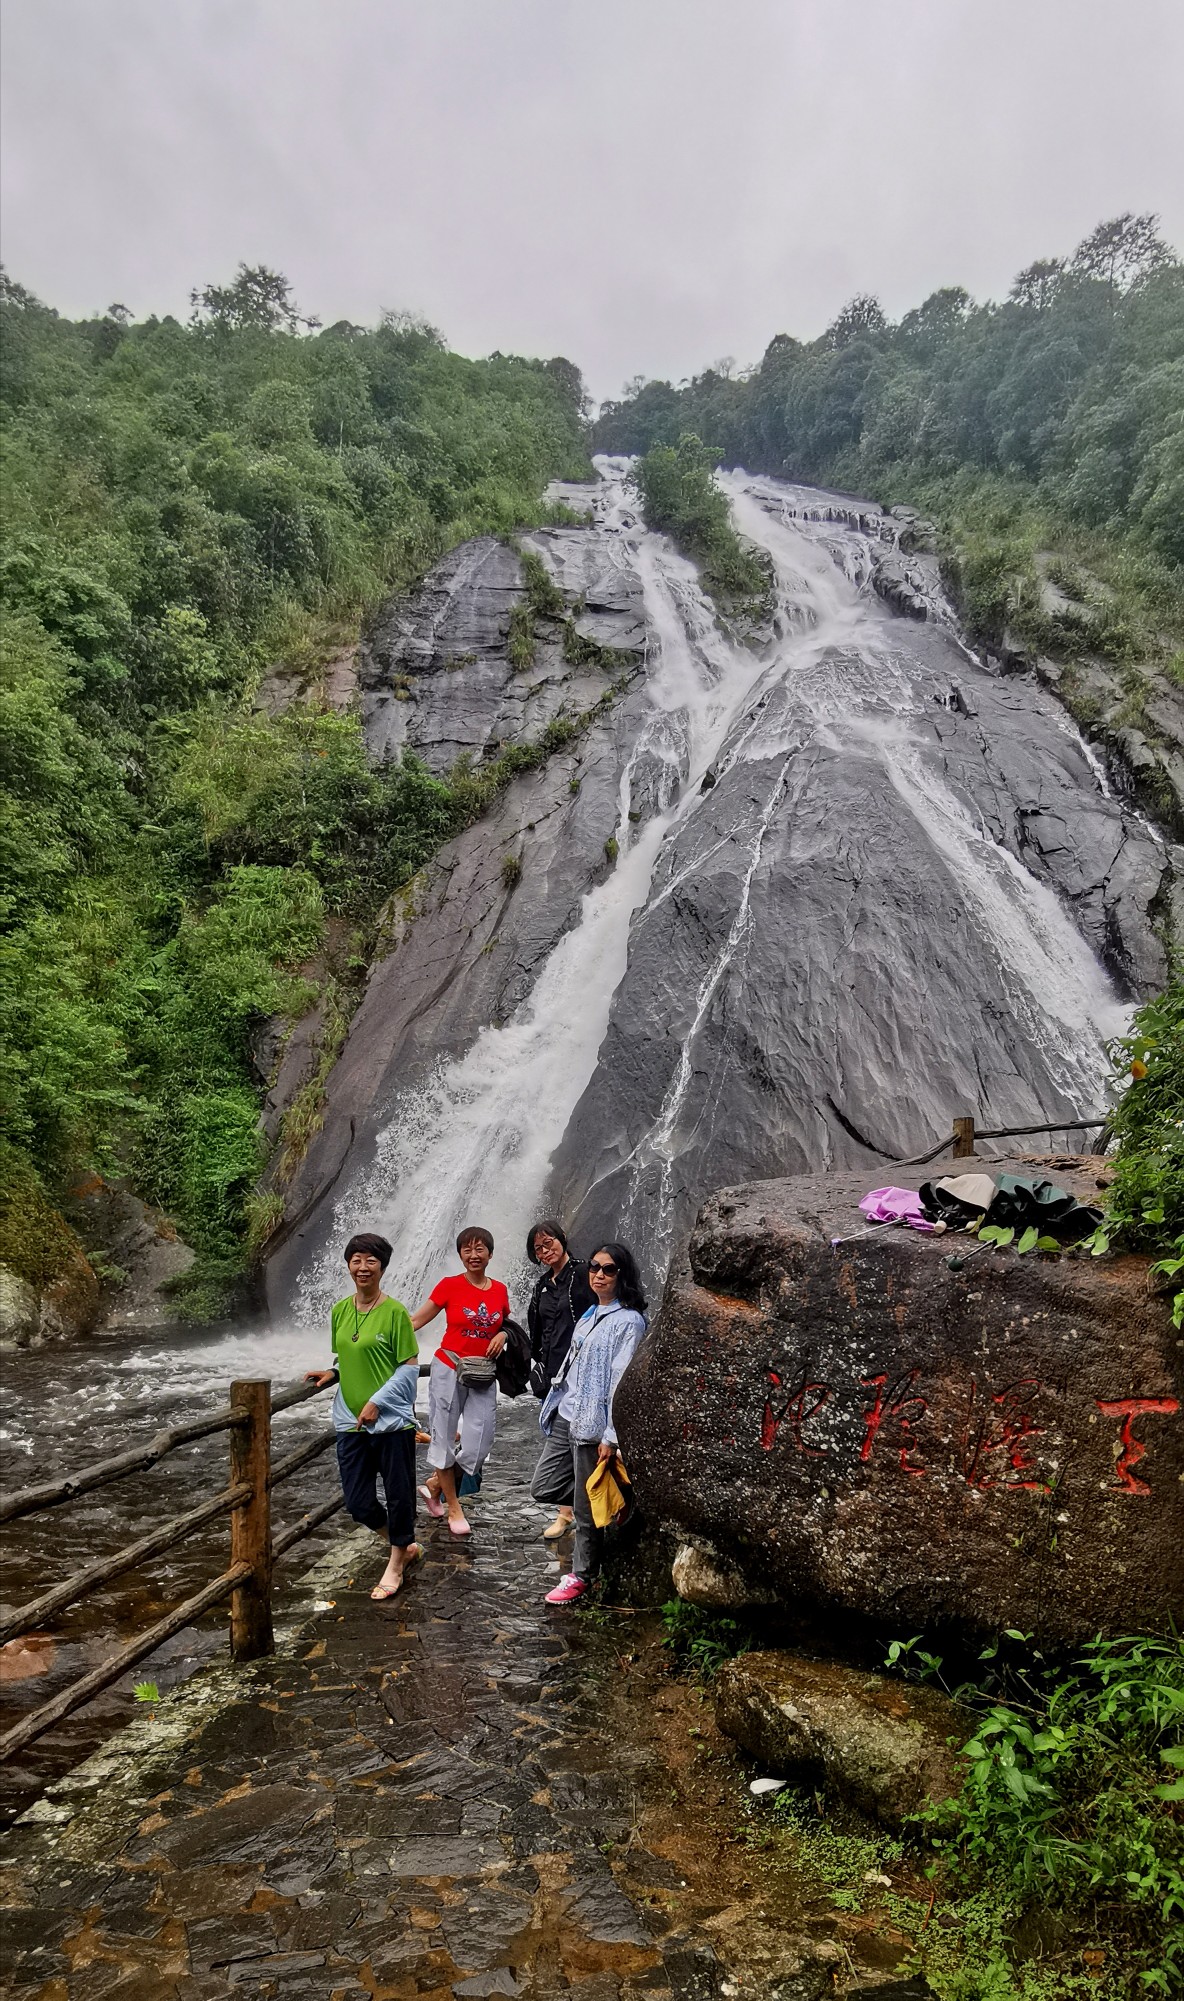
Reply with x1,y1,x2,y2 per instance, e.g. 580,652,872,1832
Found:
352,1295,380,1342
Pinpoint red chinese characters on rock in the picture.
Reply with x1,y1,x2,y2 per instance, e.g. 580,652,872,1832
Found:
963,1377,1049,1493
760,1369,831,1456
859,1370,929,1476
1096,1397,1181,1495
756,1357,1181,1498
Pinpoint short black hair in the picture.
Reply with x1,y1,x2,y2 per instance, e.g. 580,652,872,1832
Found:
343,1232,392,1270
589,1241,647,1314
526,1218,568,1265
456,1224,494,1255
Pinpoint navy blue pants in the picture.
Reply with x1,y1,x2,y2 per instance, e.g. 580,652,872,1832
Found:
336,1428,416,1547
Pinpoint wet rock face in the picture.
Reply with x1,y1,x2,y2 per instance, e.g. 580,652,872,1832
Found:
614,1163,1184,1645
265,519,652,1308
265,464,1175,1321
360,529,645,776
715,1652,965,1829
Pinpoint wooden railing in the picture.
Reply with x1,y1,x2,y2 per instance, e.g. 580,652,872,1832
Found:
0,1367,421,1764
899,1111,1108,1168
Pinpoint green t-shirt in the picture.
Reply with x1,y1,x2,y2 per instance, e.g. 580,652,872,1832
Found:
330,1294,418,1419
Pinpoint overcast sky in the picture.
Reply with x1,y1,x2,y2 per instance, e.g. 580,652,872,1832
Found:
3,0,1181,402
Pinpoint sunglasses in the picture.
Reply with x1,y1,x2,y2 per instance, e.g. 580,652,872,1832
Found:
588,1259,618,1275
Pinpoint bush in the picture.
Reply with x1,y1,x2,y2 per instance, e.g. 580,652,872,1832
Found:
630,434,771,615
914,1631,1184,1993
1097,971,1184,1321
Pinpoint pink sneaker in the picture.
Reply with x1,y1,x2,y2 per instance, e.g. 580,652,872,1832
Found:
545,1573,588,1606
418,1484,445,1519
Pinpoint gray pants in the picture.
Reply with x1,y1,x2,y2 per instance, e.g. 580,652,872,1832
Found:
531,1415,602,1582
427,1355,497,1476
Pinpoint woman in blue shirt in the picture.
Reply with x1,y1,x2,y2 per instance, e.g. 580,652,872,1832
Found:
531,1240,647,1605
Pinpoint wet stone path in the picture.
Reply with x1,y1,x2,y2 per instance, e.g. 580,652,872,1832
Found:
0,1407,872,2001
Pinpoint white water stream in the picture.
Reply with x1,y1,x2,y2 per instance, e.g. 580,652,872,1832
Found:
298,462,777,1321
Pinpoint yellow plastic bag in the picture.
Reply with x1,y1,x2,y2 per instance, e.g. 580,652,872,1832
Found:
586,1453,631,1528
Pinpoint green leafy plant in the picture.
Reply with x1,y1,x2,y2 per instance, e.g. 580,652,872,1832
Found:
1094,972,1184,1320
133,1680,160,1704
630,434,773,619
660,1599,751,1680
908,1631,1184,1991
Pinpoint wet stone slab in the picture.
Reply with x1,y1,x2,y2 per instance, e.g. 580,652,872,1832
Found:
0,1405,879,1999
0,1412,640,1998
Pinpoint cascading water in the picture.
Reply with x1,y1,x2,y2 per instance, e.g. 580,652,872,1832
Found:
295,455,1145,1315
550,464,1140,1275
298,462,778,1322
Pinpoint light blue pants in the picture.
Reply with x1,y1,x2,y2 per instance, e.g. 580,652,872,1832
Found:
427,1355,497,1476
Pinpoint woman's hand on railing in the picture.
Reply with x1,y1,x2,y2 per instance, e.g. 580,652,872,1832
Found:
304,1369,336,1389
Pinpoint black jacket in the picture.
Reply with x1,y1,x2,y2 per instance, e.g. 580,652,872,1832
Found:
526,1259,595,1399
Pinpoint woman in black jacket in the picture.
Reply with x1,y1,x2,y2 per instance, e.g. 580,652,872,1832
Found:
525,1219,594,1540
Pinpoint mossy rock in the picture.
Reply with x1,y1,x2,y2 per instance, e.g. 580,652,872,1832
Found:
0,1148,101,1341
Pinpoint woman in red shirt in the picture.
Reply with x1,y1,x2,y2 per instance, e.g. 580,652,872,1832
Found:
411,1225,509,1537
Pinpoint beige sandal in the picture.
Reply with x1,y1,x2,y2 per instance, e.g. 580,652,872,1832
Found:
542,1511,574,1540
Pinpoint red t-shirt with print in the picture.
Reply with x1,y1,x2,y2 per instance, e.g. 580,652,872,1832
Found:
430,1274,510,1370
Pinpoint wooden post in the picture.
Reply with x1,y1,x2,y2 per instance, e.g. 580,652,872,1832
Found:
229,1379,273,1660
952,1115,977,1159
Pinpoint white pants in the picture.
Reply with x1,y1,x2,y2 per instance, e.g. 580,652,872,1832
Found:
427,1355,497,1475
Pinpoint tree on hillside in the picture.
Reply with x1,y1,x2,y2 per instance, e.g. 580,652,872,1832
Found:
1010,258,1066,310
544,355,591,421
826,294,887,349
899,286,973,351
1070,213,1172,297
190,263,319,334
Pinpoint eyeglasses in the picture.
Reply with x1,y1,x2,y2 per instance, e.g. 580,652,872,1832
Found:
588,1260,618,1275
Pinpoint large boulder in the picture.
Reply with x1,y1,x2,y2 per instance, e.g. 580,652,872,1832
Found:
715,1651,965,1829
614,1161,1184,1644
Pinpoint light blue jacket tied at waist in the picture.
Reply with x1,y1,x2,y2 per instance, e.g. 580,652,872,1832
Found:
331,1360,419,1434
539,1303,646,1449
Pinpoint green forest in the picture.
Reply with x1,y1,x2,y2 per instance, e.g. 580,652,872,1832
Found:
0,264,591,1316
597,213,1184,672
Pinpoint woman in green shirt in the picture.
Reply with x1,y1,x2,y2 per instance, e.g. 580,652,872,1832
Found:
305,1232,421,1600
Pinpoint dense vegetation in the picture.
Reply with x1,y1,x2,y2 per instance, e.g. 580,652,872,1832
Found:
629,432,771,616
0,264,591,1314
1098,974,1184,1321
662,1604,1183,1998
596,214,1184,669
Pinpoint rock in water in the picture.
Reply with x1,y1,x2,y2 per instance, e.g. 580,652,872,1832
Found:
614,1162,1184,1644
715,1651,965,1829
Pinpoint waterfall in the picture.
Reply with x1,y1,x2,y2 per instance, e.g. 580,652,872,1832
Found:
297,460,773,1321
293,458,1137,1321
